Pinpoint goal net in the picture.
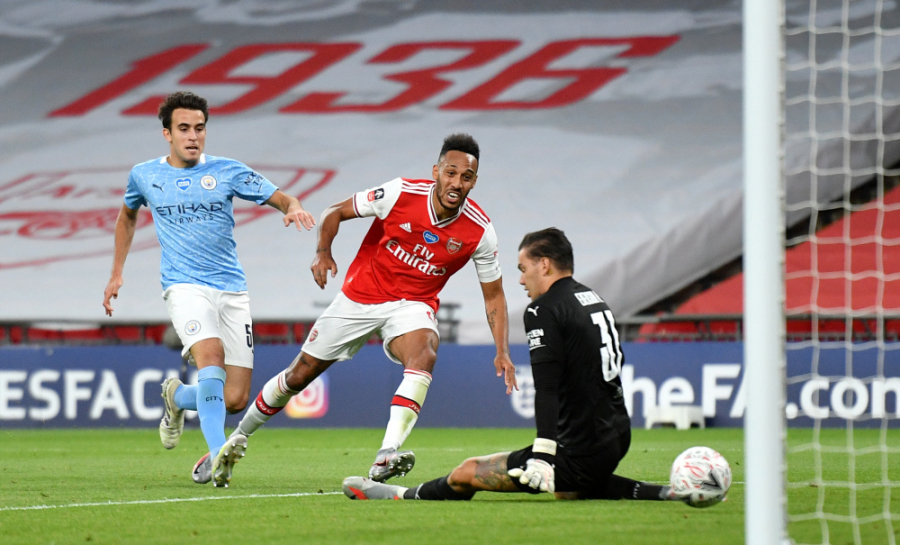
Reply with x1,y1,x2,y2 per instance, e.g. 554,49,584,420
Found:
780,1,900,543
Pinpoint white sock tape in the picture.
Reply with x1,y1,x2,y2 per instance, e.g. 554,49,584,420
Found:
533,438,557,456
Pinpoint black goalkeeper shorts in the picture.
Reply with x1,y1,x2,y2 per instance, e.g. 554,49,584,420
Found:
506,428,631,494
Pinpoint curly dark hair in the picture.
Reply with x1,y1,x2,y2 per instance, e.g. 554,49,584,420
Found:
439,133,480,163
519,228,574,273
158,91,209,130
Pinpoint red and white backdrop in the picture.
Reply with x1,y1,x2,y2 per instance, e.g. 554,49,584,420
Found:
0,1,897,343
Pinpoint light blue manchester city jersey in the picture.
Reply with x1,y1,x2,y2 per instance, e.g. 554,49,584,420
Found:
125,154,278,292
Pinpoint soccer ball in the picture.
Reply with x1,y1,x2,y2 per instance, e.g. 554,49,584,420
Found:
669,446,732,508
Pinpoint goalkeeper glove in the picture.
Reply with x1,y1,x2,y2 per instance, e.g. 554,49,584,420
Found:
508,439,557,493
509,458,555,493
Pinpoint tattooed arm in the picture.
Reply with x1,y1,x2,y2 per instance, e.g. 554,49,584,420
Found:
480,277,517,394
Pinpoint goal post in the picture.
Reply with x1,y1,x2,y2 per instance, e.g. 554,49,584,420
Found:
743,0,789,544
746,1,900,544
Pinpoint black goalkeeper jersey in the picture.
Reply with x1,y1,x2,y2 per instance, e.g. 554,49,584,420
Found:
524,276,630,457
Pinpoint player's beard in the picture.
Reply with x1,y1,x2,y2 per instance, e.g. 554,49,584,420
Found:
436,185,466,213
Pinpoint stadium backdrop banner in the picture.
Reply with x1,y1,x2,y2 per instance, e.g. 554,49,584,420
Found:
4,2,900,346
0,343,896,429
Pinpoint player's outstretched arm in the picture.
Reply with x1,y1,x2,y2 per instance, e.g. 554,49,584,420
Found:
265,190,316,231
480,278,518,394
310,198,357,289
103,204,139,317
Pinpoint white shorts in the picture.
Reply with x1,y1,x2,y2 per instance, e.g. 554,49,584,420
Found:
163,283,254,369
302,291,439,364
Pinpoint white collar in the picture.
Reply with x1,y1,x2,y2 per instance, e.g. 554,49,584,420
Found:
160,153,207,166
427,184,465,227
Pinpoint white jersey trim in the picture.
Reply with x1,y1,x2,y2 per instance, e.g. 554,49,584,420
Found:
472,223,502,283
158,153,207,165
401,181,431,195
463,206,489,230
353,178,404,220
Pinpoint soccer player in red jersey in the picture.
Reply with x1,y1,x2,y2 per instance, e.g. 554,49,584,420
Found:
219,134,517,484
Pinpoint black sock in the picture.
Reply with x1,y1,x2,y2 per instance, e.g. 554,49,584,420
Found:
403,476,475,501
599,475,667,500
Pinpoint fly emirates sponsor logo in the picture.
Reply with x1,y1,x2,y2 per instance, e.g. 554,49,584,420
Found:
385,240,447,276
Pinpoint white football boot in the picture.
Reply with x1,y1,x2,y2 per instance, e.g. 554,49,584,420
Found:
211,434,247,488
343,477,406,500
368,448,415,482
158,377,185,449
192,453,212,484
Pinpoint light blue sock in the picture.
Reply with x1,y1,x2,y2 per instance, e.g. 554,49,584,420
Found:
174,384,197,411
196,366,227,458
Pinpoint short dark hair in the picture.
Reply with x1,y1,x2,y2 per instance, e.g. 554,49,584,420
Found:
439,133,480,162
158,91,209,130
519,228,574,273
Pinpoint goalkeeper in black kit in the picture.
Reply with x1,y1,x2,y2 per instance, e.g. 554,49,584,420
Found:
343,227,681,502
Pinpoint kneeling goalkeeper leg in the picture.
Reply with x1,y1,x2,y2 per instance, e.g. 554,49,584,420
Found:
591,474,672,500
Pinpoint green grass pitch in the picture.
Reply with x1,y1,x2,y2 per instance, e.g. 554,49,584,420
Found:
0,427,896,544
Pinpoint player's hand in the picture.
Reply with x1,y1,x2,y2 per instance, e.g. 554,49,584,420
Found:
494,352,518,395
310,250,338,289
103,277,123,317
508,458,555,493
284,205,316,231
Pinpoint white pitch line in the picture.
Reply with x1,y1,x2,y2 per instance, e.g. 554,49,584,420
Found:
2,483,746,512
0,491,343,512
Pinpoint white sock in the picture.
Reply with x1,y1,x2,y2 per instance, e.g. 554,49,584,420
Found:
380,369,432,451
234,371,298,437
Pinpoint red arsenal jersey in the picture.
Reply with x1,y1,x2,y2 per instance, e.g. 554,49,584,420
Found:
342,178,501,312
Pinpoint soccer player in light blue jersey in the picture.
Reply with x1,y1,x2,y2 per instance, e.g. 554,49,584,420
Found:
102,91,316,488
